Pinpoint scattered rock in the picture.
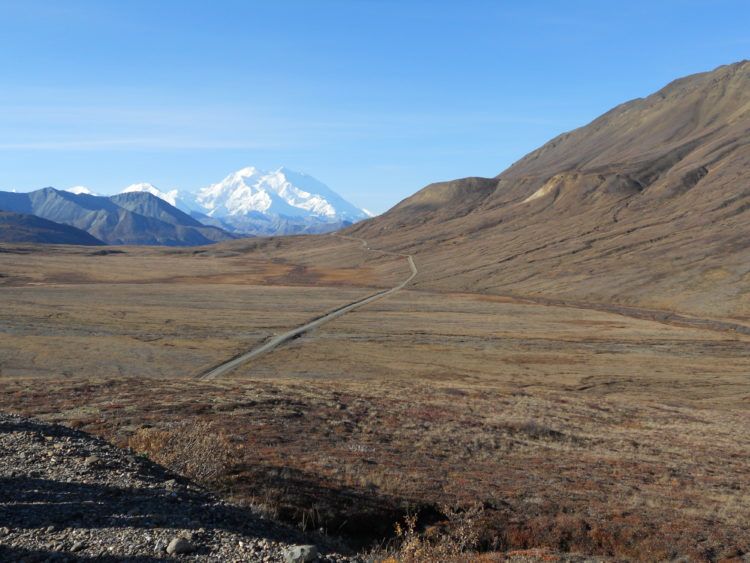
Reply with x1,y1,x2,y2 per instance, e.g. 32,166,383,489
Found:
284,544,319,563
0,413,355,562
166,537,195,555
83,455,101,467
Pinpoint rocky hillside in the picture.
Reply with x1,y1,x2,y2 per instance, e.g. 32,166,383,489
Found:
0,413,356,562
349,61,750,322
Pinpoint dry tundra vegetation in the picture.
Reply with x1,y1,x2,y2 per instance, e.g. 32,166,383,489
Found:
0,236,749,561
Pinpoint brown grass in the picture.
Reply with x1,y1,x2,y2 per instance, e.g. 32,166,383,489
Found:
2,373,748,560
0,242,748,560
128,421,234,483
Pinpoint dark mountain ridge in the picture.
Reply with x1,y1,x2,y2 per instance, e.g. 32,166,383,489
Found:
110,192,206,228
0,189,236,246
0,210,104,245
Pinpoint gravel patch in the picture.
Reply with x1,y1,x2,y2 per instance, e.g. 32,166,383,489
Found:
0,412,359,562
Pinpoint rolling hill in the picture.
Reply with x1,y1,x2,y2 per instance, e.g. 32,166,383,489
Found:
347,60,750,321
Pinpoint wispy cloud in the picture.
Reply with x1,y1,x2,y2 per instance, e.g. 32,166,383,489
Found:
0,86,560,154
0,107,559,152
0,138,281,151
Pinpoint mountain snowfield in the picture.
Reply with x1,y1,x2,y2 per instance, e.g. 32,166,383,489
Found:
66,186,98,196
119,167,371,236
122,183,180,208
121,183,201,214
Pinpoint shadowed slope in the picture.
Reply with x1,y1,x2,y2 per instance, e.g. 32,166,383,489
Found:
0,211,104,245
0,189,235,246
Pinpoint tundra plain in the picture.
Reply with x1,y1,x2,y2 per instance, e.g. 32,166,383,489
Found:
0,237,748,560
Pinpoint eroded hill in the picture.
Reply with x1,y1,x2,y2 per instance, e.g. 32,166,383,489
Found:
349,61,750,321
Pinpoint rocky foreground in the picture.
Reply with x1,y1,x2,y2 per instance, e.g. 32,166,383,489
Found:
0,413,359,562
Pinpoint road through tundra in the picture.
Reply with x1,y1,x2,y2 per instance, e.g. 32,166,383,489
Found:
199,235,417,380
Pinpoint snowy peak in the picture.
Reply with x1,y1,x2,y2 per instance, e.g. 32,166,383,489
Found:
120,183,201,214
66,186,97,196
122,183,180,208
235,166,262,178
196,166,368,222
102,167,369,236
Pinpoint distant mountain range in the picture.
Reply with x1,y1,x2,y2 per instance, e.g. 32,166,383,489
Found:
121,167,372,236
0,167,370,245
0,188,234,246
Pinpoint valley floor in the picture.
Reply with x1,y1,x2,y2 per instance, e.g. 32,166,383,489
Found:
0,240,748,560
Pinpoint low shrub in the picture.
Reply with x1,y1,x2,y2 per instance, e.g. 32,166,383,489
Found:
128,420,234,483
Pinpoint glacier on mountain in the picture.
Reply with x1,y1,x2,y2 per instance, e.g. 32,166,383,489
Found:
67,186,98,196
119,167,370,236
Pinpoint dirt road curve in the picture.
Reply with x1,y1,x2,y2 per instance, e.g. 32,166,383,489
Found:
198,235,417,380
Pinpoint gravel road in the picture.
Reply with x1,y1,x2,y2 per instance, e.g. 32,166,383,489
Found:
199,236,417,380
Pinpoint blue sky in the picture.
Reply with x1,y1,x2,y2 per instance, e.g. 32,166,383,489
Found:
1,1,748,213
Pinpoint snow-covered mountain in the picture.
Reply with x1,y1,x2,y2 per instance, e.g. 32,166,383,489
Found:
119,167,371,236
66,186,98,196
121,183,202,214
122,183,178,206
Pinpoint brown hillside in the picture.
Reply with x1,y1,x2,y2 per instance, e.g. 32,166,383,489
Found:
349,61,750,322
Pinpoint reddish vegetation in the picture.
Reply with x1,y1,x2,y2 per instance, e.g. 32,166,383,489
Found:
2,375,748,560
3,63,750,559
